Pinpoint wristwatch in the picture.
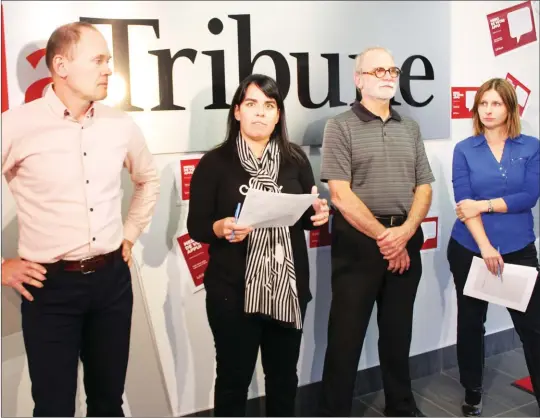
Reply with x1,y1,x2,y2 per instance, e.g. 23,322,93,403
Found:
487,200,494,213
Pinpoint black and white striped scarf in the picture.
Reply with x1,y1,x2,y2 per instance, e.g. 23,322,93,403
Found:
236,135,302,329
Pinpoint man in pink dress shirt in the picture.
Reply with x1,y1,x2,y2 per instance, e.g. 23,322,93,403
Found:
1,22,160,417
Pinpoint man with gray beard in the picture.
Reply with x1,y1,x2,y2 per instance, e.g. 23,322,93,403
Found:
318,47,434,417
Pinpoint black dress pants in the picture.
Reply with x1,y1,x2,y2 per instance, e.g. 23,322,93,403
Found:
21,252,133,417
319,212,425,416
447,238,540,407
206,287,305,417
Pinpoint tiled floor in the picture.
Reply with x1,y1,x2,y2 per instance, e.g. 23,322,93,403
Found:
353,348,538,417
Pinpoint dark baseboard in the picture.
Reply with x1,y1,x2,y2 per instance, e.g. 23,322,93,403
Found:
185,327,521,417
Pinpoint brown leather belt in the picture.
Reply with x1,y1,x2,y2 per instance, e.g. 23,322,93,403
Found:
42,246,122,275
375,215,407,227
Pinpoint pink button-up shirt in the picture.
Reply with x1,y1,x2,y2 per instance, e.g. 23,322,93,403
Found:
2,86,160,263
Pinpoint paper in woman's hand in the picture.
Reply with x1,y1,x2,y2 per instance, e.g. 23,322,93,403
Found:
236,188,319,229
463,256,538,312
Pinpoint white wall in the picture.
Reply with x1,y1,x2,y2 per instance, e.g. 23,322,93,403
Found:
2,1,539,417
130,2,540,415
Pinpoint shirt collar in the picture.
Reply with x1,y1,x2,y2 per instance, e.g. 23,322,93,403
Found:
512,135,525,144
351,100,402,123
472,134,525,147
44,84,95,120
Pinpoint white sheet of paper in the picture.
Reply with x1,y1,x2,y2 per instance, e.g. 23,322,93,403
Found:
463,256,538,312
236,188,318,229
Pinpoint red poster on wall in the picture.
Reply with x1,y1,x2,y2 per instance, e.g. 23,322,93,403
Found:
451,87,479,119
421,217,439,251
487,1,537,56
177,233,209,289
309,209,334,248
180,158,201,201
505,73,531,116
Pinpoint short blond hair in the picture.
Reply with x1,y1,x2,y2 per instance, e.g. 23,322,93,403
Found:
45,22,99,72
354,46,394,73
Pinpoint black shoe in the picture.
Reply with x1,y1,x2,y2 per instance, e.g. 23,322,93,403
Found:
462,390,483,417
384,407,426,417
461,400,482,417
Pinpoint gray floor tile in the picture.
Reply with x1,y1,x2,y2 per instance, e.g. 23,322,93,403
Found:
412,393,457,417
444,365,536,409
358,390,386,413
351,398,384,417
496,401,539,417
443,365,460,381
486,350,530,379
413,372,508,417
481,366,536,409
359,387,455,417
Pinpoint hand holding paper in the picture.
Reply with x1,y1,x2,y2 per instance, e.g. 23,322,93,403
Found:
236,188,319,229
479,244,504,276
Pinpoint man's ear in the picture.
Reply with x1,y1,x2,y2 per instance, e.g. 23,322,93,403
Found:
354,72,363,91
53,55,69,78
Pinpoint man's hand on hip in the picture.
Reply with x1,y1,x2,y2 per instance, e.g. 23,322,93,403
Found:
122,240,134,268
1,258,47,301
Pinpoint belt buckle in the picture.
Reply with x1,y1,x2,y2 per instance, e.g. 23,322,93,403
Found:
80,256,96,275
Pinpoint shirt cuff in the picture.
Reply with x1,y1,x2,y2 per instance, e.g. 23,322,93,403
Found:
123,222,141,245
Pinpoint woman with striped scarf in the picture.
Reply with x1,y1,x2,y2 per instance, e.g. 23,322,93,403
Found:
187,73,329,417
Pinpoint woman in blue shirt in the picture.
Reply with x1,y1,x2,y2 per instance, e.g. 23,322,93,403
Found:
448,78,540,417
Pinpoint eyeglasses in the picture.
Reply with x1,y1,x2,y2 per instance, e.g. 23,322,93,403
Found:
361,67,401,79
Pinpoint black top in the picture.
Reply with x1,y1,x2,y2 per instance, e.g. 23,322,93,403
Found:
187,142,319,308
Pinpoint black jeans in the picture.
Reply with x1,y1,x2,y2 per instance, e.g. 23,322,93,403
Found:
205,287,305,417
21,253,133,417
447,238,540,406
319,212,425,416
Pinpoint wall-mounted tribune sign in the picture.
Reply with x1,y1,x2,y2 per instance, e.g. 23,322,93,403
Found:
2,1,451,154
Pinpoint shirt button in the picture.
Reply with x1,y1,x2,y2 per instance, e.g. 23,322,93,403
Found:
90,208,94,212
86,180,89,184
499,167,502,170
84,152,87,156
92,237,96,242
